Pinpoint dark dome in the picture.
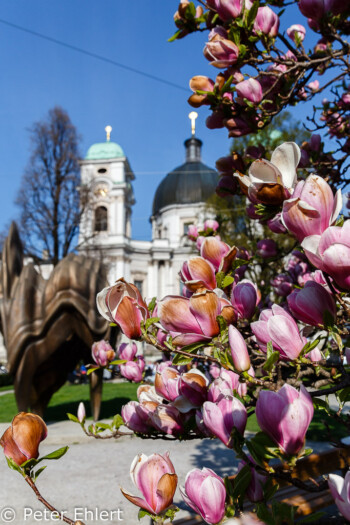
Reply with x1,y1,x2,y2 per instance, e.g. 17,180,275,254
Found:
152,137,218,216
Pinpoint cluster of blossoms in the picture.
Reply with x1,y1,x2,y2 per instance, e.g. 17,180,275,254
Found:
89,138,350,522
173,0,350,188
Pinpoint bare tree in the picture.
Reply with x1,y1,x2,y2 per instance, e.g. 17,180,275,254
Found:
16,107,86,265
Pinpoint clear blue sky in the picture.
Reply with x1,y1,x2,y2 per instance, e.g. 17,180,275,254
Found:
0,1,338,241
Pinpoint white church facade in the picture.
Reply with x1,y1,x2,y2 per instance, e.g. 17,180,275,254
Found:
78,121,218,300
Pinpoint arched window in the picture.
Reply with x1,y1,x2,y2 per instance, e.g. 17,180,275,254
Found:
94,206,108,232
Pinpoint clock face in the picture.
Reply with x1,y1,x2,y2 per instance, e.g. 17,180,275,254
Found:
94,183,109,197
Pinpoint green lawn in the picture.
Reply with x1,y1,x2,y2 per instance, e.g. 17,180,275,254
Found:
0,385,14,392
0,382,138,423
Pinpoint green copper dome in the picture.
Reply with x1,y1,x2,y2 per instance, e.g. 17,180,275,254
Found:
85,141,124,160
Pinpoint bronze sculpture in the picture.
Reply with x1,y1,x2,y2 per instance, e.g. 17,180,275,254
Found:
0,222,113,420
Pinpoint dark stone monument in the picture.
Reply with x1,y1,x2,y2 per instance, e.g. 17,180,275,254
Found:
0,222,113,420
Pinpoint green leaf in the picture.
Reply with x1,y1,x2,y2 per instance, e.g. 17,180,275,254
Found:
67,413,79,423
256,502,274,525
6,456,24,475
335,214,344,227
138,509,155,520
323,309,335,330
263,350,280,373
172,353,193,366
312,397,329,411
338,387,350,404
40,446,69,461
247,0,259,27
302,338,321,355
145,316,160,331
247,432,280,465
112,414,124,429
222,275,234,288
33,466,47,482
168,29,183,43
216,271,225,288
271,500,295,524
148,296,157,314
95,422,111,431
20,458,39,470
263,478,279,501
216,314,227,334
185,2,196,19
109,359,127,366
163,506,179,521
87,366,100,376
232,464,252,501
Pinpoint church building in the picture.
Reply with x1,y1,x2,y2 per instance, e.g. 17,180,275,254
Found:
78,115,218,299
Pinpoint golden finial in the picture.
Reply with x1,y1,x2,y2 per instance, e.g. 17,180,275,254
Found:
105,125,112,142
189,111,198,136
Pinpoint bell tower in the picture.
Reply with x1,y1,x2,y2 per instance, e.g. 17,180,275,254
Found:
78,126,135,279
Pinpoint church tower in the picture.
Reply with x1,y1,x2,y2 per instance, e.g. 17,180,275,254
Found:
78,126,135,281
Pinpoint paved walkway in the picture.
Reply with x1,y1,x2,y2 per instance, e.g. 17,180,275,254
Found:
0,419,331,525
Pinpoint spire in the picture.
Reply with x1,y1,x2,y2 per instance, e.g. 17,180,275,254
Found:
189,111,198,136
185,112,202,162
105,125,112,142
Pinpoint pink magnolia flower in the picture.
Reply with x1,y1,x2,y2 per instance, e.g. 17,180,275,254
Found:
308,80,319,92
204,219,220,232
286,24,306,43
267,213,287,234
0,413,48,466
120,358,144,383
187,224,199,240
118,342,137,361
209,362,221,379
121,453,177,515
177,369,209,412
189,76,215,108
282,174,342,243
202,395,247,446
208,377,233,402
228,325,251,372
92,340,115,367
121,401,151,433
329,472,350,522
150,405,184,435
180,468,226,524
96,278,149,340
270,274,293,297
179,256,217,293
257,239,277,258
234,142,301,206
256,384,314,455
204,35,239,68
236,78,263,104
158,290,225,346
77,402,86,423
301,220,350,290
200,236,238,272
220,367,253,397
251,305,307,360
254,6,280,37
287,281,336,326
155,367,180,402
231,280,257,319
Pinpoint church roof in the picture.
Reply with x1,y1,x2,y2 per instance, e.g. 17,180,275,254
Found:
152,137,218,216
85,141,124,160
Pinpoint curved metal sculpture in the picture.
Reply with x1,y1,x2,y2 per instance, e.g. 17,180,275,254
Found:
0,222,113,419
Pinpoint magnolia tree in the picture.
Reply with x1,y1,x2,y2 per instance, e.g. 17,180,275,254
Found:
1,1,350,525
